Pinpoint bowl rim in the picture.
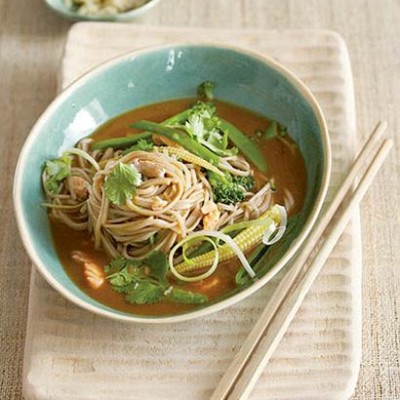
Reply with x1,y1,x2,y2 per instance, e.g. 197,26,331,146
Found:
13,42,331,324
43,0,162,21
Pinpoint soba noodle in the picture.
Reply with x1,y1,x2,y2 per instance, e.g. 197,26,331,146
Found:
43,138,273,260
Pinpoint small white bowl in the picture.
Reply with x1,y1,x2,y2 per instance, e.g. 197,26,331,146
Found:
44,0,161,22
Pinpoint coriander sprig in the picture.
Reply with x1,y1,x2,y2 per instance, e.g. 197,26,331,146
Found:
104,251,208,305
104,162,142,205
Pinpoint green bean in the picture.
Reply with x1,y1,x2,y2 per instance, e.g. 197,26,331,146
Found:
91,132,153,151
219,118,267,173
132,121,220,165
92,109,192,151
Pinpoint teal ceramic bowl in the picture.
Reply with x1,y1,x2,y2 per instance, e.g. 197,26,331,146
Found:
44,0,161,21
14,43,331,323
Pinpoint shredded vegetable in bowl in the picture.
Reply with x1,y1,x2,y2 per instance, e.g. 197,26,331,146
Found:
65,0,149,16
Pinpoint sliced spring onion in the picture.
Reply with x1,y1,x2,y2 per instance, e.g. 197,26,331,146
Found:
235,242,267,285
182,237,217,268
262,205,287,245
169,235,219,282
169,230,256,282
64,148,100,171
222,218,275,235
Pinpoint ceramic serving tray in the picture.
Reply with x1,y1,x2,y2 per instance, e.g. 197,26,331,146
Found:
23,25,361,400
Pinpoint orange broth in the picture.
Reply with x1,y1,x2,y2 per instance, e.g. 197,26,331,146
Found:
50,98,307,316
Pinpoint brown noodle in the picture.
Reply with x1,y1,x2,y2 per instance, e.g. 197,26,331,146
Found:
43,138,273,260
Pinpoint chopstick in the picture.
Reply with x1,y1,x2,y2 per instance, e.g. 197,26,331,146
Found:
210,121,392,400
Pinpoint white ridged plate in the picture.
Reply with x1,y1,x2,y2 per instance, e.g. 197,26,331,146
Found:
23,25,361,400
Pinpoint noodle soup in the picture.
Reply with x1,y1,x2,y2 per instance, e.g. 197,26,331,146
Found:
43,85,307,316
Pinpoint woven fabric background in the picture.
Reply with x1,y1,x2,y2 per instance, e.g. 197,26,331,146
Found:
0,1,399,399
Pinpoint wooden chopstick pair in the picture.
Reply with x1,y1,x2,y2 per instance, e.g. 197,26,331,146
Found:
211,121,392,400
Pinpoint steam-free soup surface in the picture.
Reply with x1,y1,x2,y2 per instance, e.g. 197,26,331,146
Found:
50,98,307,316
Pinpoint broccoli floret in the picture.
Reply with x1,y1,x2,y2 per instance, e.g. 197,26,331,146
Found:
208,172,247,205
212,182,245,205
232,175,256,192
197,81,216,101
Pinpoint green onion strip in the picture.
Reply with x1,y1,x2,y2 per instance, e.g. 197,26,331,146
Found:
262,205,287,245
64,148,100,171
170,235,219,282
169,230,256,282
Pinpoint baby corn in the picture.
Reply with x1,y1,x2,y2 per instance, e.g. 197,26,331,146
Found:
157,146,225,176
174,205,283,274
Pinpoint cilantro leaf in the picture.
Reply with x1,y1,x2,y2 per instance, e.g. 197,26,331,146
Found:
190,101,217,118
104,251,209,306
108,267,137,287
104,256,127,273
125,281,165,305
185,103,238,157
123,139,154,155
134,139,154,151
167,288,208,304
143,250,168,285
111,282,137,294
105,257,143,290
104,162,142,205
43,155,71,194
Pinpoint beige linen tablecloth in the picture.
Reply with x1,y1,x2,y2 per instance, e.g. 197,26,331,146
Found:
1,1,399,399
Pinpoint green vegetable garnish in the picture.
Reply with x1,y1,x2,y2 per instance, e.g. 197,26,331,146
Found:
126,282,165,305
184,102,238,157
235,214,300,286
195,82,267,172
105,251,208,305
144,250,168,285
122,138,154,155
211,183,244,205
219,119,267,173
197,80,216,101
262,121,288,139
131,120,220,165
206,173,255,206
104,162,142,205
92,82,269,177
232,175,256,191
92,109,193,151
108,263,141,288
235,243,266,285
167,288,209,304
43,155,71,194
91,131,153,151
189,100,217,118
104,256,137,274
208,171,247,205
